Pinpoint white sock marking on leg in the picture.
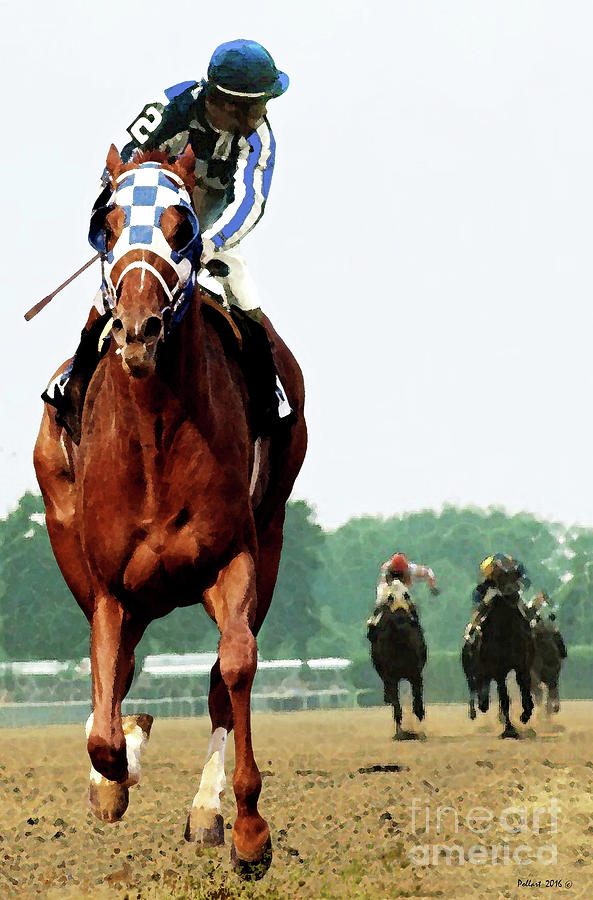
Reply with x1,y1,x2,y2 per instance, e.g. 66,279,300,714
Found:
192,727,227,814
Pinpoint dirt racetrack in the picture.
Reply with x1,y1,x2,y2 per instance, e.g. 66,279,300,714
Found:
0,701,592,899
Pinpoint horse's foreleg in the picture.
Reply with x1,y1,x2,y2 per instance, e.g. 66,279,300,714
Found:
516,668,534,724
185,657,229,846
467,676,477,720
497,678,518,738
86,595,146,821
204,550,271,877
392,683,403,738
186,519,286,851
185,721,228,846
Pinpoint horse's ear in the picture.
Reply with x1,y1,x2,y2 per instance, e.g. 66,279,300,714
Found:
173,143,195,189
106,144,124,180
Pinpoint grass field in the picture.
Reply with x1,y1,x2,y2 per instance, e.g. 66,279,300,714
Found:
0,701,592,899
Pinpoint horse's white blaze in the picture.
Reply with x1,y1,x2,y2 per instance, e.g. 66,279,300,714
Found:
191,727,227,816
85,712,149,789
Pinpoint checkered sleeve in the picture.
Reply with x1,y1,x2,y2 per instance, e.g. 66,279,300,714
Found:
202,119,275,249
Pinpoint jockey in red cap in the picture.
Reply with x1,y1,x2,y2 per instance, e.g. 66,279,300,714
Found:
367,552,440,631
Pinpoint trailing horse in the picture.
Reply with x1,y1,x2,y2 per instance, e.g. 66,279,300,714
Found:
367,583,427,740
34,145,307,878
462,590,534,739
531,616,567,715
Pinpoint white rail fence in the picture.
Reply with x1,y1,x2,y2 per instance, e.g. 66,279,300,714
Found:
0,655,361,727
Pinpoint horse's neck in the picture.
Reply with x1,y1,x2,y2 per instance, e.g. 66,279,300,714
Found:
160,294,209,409
103,296,211,433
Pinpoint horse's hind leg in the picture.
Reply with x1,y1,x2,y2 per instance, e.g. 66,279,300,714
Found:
477,680,490,714
497,678,518,739
548,679,560,714
203,550,271,878
516,668,534,724
411,673,425,722
86,596,148,822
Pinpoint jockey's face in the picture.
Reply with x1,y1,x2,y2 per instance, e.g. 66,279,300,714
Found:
206,90,269,137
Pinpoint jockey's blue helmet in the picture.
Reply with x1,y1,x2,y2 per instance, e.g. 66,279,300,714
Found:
208,39,289,99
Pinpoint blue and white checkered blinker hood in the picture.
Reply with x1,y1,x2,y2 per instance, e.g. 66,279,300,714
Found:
89,163,202,312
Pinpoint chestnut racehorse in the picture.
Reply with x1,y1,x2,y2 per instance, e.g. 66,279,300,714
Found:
34,144,306,877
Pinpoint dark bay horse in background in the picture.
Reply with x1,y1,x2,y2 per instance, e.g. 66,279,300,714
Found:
367,585,427,740
34,144,306,877
462,592,534,738
531,616,567,715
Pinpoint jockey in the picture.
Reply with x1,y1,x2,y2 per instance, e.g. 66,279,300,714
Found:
367,552,439,630
44,39,291,443
116,38,287,316
464,554,530,641
523,590,551,624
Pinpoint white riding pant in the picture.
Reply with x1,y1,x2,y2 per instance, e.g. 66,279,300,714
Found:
198,246,261,312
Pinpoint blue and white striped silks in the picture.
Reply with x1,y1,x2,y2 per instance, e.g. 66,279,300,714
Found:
89,163,202,315
203,120,276,250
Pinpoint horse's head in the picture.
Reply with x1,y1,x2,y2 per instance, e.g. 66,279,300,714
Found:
89,144,201,378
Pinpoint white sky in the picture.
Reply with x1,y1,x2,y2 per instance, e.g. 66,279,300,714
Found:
1,1,593,530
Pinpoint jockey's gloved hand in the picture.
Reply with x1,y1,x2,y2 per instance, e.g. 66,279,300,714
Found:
205,258,231,278
200,238,230,277
429,585,440,596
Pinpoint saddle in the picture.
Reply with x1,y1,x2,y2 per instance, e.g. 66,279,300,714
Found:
42,292,285,445
367,582,419,635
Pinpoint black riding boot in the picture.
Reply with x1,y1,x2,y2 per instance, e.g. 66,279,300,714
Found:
42,311,112,445
231,308,286,438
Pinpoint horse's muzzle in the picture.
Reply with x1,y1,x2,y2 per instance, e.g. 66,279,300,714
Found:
112,314,163,378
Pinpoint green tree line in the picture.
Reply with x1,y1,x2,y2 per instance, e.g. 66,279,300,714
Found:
0,492,591,667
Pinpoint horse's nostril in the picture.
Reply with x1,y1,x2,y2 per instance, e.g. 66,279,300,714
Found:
143,316,162,340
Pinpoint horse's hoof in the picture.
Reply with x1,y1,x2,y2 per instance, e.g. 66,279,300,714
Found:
230,835,273,881
393,729,420,741
500,726,519,740
184,810,225,847
413,704,425,721
88,779,129,822
468,707,477,720
520,710,533,724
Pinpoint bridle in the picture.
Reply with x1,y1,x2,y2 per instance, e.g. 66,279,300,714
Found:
89,162,202,328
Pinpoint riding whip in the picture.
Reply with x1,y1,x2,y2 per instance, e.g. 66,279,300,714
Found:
24,253,101,321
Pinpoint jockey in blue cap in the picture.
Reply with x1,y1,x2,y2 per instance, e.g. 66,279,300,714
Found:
44,40,291,442
118,38,288,314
